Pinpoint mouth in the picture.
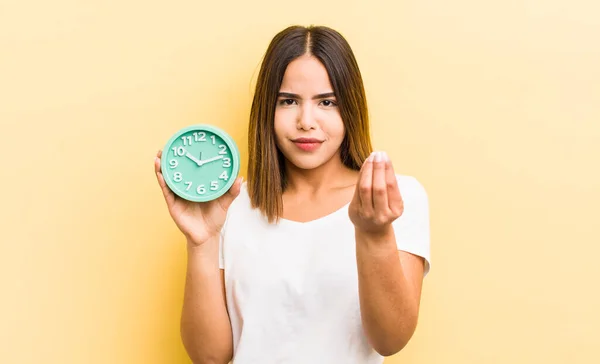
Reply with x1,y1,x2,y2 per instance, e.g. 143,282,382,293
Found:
291,138,324,143
291,137,324,152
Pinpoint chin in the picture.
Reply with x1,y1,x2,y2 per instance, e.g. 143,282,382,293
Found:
290,160,323,170
284,152,337,171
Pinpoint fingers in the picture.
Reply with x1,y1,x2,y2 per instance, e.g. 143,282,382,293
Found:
228,176,243,199
372,151,388,213
155,150,176,207
154,150,162,175
358,152,374,213
385,155,403,217
355,150,403,224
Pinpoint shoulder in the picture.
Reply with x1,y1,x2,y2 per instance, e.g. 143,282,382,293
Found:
224,181,268,225
393,174,429,227
221,181,276,237
395,174,428,204
227,181,252,216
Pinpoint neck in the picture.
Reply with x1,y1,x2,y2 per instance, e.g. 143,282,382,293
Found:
284,153,357,195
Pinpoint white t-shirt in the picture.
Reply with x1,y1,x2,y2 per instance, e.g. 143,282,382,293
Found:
219,174,431,364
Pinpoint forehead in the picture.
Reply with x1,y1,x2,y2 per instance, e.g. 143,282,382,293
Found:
279,55,333,93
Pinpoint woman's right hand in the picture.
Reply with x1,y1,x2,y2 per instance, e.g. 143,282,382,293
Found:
154,149,243,247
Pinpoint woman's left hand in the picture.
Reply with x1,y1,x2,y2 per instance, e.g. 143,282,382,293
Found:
348,151,404,237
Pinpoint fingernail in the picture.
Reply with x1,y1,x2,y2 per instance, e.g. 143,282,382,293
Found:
382,151,388,162
368,152,375,162
375,152,382,162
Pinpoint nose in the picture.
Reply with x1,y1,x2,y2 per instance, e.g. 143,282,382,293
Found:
297,103,317,131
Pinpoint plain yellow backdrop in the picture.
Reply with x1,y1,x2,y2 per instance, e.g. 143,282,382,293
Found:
1,1,599,363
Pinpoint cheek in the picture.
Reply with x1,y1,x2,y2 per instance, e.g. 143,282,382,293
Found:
274,109,295,138
273,111,286,143
321,114,345,141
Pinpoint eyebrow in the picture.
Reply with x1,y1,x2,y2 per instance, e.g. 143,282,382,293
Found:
277,92,336,100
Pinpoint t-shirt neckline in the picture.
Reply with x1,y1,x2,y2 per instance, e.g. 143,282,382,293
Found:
277,201,351,226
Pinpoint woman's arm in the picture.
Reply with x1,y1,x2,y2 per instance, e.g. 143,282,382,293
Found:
355,227,424,356
181,239,233,364
155,151,242,363
348,151,428,356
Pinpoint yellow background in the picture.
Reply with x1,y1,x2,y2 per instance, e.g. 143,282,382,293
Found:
1,0,599,363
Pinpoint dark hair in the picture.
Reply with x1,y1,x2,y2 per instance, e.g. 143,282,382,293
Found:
247,25,372,223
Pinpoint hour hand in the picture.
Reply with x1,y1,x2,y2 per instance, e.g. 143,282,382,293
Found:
184,150,203,166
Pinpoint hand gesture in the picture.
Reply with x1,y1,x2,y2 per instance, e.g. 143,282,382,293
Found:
154,150,242,246
348,151,404,237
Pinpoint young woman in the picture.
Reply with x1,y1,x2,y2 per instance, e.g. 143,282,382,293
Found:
154,25,430,364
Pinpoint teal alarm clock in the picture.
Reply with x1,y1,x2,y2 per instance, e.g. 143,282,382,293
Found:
161,124,240,202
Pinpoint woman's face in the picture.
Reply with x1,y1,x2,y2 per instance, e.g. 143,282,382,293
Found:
274,55,345,171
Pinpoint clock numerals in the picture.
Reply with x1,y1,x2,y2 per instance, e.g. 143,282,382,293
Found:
170,179,223,194
222,158,231,167
181,136,193,146
169,159,178,168
219,171,229,181
194,132,206,142
172,146,185,157
218,144,228,155
194,181,220,194
210,135,216,145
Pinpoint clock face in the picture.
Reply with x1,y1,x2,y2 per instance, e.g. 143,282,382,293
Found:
161,124,240,202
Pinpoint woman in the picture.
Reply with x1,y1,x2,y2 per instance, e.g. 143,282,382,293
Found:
154,25,430,364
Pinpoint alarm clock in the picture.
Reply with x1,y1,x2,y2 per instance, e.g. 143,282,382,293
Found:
161,124,240,202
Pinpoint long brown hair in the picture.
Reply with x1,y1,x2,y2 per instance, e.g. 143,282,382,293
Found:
247,25,372,223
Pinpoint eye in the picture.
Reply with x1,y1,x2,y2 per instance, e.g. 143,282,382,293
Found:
279,98,297,106
320,99,337,107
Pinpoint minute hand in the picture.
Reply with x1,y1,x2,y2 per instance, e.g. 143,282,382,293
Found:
199,155,224,166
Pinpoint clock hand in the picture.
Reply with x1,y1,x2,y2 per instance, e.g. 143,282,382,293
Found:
198,155,224,166
183,149,203,166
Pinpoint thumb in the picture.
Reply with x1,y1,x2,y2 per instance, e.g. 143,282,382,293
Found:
219,176,244,210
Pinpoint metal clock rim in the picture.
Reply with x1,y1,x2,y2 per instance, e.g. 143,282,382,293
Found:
161,124,241,203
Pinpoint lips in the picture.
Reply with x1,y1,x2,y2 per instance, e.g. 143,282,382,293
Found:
292,138,324,143
291,137,323,152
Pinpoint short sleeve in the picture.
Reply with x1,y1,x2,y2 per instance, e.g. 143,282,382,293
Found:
392,175,431,276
